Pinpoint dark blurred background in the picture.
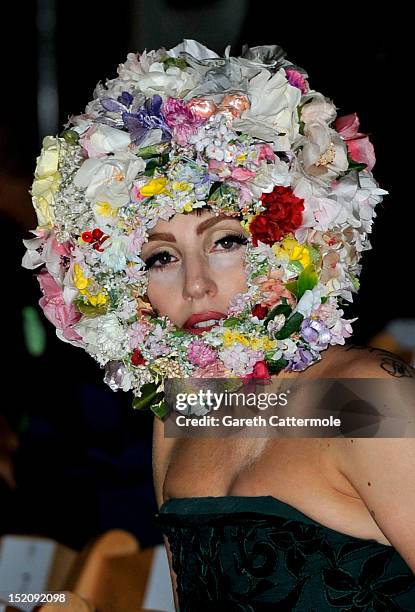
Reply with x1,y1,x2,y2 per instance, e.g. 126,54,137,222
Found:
0,1,413,552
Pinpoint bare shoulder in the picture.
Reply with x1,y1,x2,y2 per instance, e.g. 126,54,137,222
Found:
333,435,415,570
325,348,415,568
321,343,415,379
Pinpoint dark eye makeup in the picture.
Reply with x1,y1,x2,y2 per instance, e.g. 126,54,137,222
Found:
144,232,248,270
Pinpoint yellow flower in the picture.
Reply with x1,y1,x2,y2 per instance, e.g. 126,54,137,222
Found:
31,136,62,229
181,202,193,213
223,329,277,351
172,180,191,192
87,292,108,307
73,264,89,291
236,153,247,164
73,264,108,306
95,201,118,217
139,177,168,197
222,329,250,347
273,236,311,268
235,333,250,346
222,329,234,347
250,337,277,351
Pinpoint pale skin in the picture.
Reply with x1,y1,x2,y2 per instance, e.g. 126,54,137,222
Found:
143,209,415,608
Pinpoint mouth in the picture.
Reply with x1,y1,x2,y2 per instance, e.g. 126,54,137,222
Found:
183,311,227,335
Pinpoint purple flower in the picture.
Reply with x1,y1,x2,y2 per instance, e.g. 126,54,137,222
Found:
98,92,172,146
98,91,138,129
287,346,318,372
104,361,132,391
301,317,331,349
123,95,172,146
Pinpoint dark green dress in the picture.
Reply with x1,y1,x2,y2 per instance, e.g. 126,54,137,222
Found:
154,495,415,611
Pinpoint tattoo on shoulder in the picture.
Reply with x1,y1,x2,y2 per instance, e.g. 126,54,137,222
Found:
345,344,415,378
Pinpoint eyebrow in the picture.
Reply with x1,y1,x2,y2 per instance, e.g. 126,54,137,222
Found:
147,215,233,242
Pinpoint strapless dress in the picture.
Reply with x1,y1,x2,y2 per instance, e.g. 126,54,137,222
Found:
154,495,415,611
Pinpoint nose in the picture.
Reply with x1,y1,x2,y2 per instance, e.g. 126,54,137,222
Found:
182,254,218,302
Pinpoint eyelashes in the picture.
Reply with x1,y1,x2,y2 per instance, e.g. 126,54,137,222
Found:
144,233,248,271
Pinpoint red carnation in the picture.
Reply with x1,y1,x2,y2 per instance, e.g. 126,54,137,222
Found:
131,349,146,366
251,304,268,319
249,186,304,246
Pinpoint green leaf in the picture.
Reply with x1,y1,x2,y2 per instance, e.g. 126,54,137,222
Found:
136,145,160,159
297,265,318,299
151,399,169,420
132,382,161,411
307,245,321,264
275,312,304,340
223,316,240,328
162,57,188,70
61,129,79,145
285,279,298,294
207,181,222,199
288,260,304,274
286,265,318,299
345,153,367,174
144,158,159,177
263,303,292,327
266,358,289,373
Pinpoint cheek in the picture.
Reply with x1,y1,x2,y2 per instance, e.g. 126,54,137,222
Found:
146,269,182,316
212,251,248,293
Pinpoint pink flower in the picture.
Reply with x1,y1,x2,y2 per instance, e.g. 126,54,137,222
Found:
254,270,294,308
37,270,82,342
230,167,256,182
285,69,309,94
187,339,217,367
128,320,152,348
163,97,204,146
335,113,376,172
193,359,228,378
256,144,275,164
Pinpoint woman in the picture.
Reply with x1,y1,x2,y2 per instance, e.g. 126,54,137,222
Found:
23,40,415,609
149,207,415,611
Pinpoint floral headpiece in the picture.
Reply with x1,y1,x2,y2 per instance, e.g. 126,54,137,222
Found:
22,39,387,418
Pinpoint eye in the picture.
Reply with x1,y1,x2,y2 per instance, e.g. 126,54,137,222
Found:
144,250,177,270
212,233,248,252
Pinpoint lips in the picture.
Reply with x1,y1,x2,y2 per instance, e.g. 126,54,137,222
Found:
183,311,227,335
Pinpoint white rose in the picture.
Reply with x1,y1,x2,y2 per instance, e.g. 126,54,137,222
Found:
248,159,291,198
75,313,128,361
101,236,129,272
233,68,301,149
82,124,131,157
136,63,200,97
300,93,337,125
74,152,145,212
299,123,348,180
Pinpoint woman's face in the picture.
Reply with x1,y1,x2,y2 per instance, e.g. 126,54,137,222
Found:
140,209,249,333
